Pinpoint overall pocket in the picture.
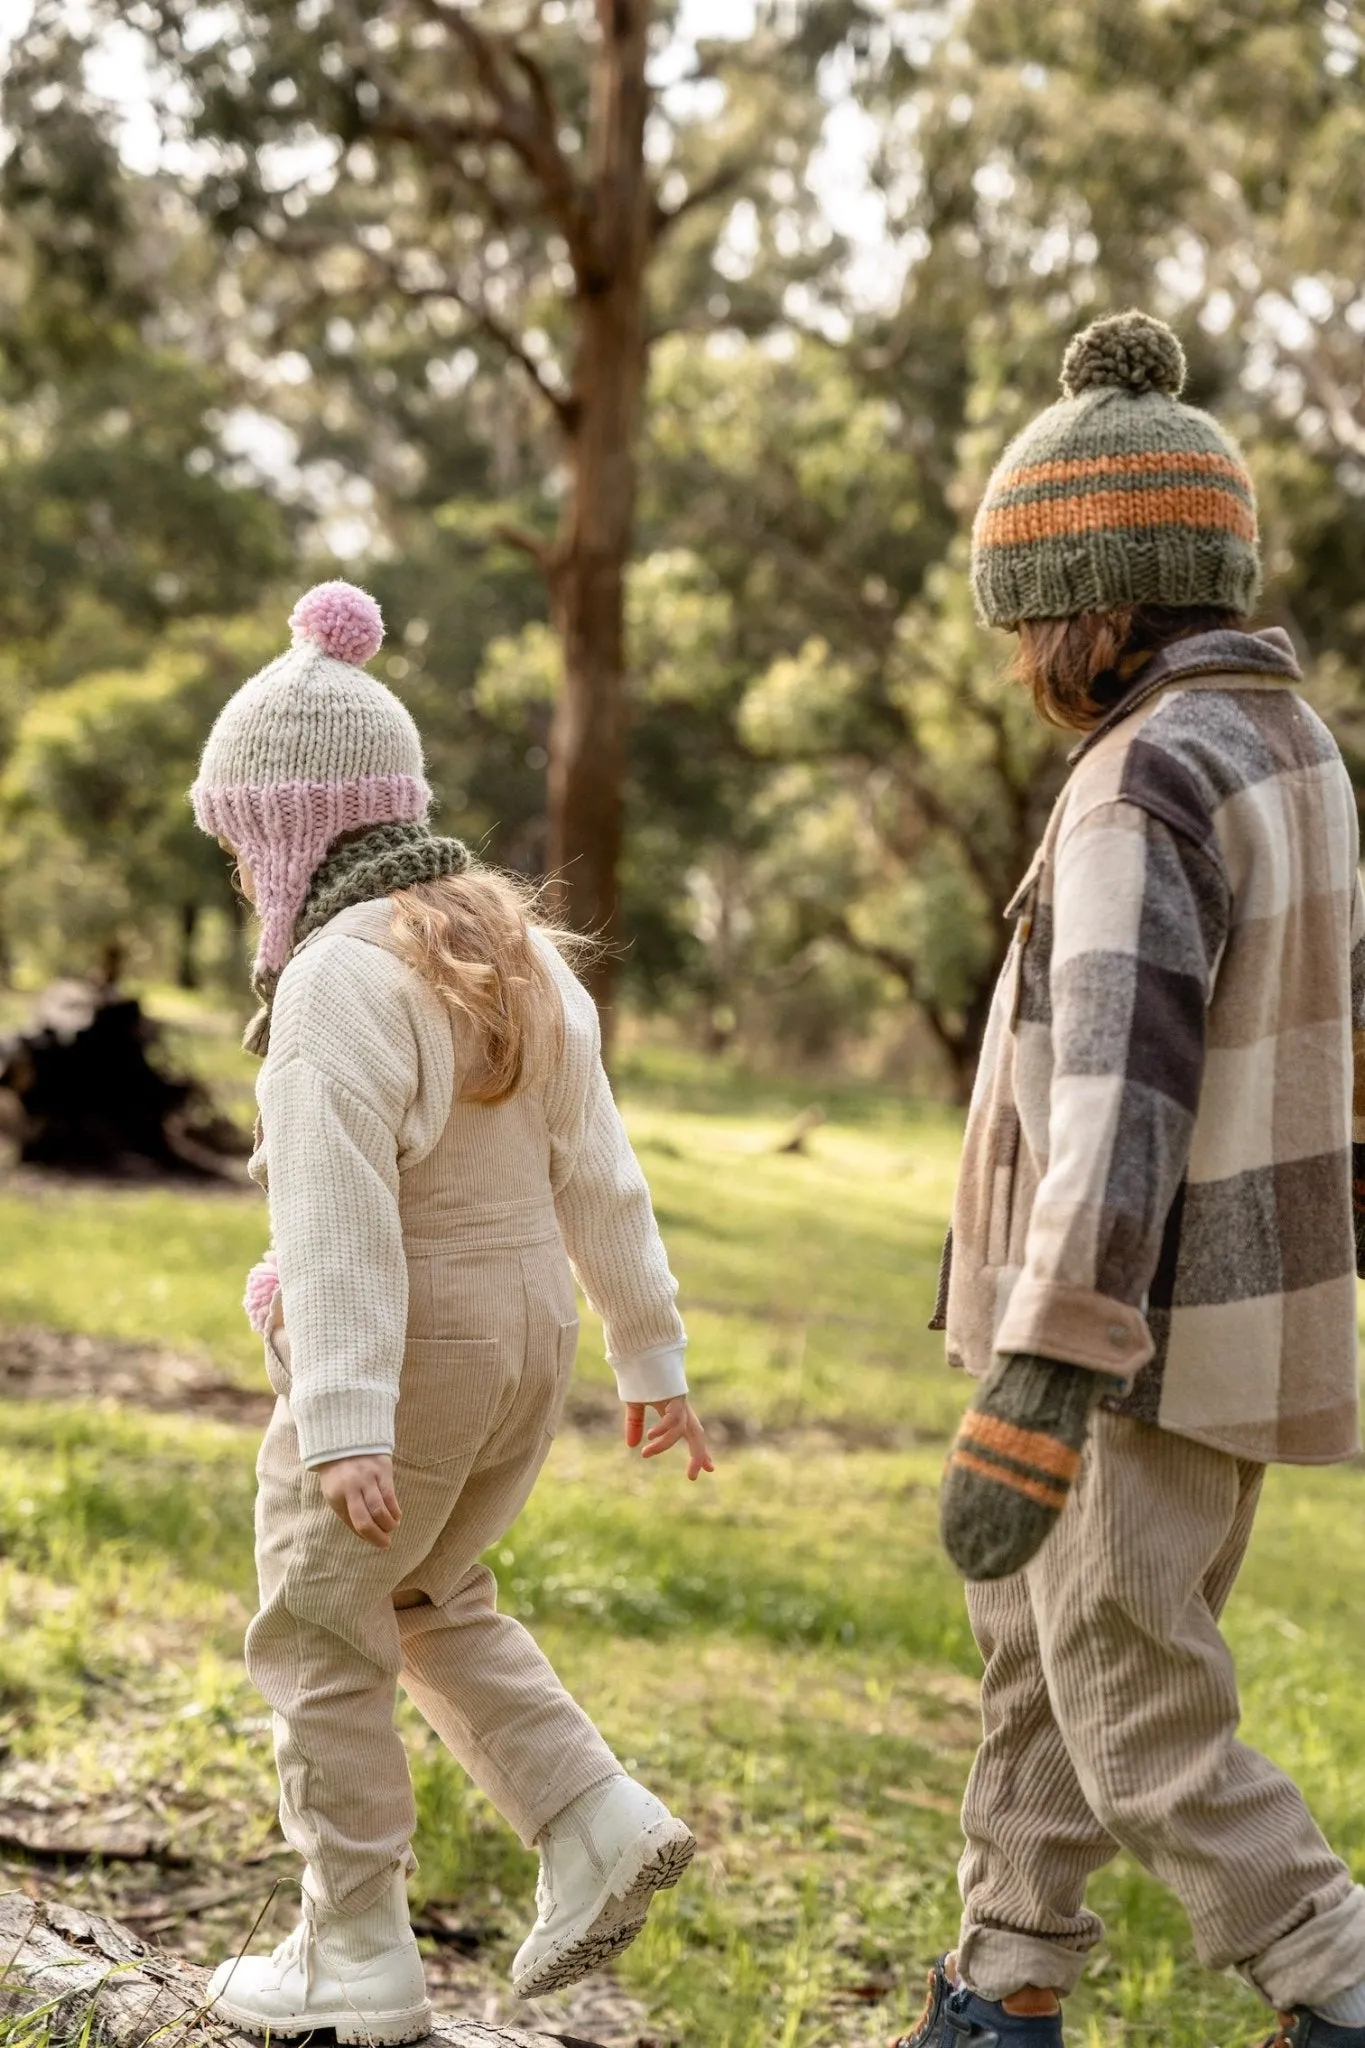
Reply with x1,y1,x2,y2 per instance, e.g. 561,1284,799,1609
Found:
542,1318,581,1444
263,1324,293,1401
394,1336,504,1471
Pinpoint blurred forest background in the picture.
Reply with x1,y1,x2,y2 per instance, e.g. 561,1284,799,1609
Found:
4,0,1364,1097
5,11,1365,2046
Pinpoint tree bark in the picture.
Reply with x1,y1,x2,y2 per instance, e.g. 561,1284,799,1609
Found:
545,0,652,1046
0,1892,603,2048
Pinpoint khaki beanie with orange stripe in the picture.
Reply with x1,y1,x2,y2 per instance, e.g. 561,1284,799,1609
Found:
970,309,1259,627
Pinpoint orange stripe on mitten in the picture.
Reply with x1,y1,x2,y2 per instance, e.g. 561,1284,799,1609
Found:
940,1353,1110,1581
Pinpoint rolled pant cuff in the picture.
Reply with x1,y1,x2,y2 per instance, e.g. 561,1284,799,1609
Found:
515,1762,624,1849
958,1923,1092,2001
1242,1883,1365,2012
303,1848,418,1920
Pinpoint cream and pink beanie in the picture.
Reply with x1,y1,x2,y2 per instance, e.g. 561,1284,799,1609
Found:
190,581,430,981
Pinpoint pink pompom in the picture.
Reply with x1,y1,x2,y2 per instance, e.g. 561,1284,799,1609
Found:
244,1249,280,1335
289,581,384,665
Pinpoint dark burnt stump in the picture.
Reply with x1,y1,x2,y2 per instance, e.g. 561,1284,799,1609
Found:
0,981,248,1180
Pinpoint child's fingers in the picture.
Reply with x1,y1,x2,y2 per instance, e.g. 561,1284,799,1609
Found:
363,1478,399,1533
645,1400,686,1440
347,1493,391,1549
685,1414,715,1481
687,1416,714,1459
641,1422,683,1459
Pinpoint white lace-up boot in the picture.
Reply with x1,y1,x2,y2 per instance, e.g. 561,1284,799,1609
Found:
512,1775,696,1998
206,1868,431,2043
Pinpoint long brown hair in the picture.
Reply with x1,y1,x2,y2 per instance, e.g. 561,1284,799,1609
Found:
388,869,587,1105
1013,603,1248,733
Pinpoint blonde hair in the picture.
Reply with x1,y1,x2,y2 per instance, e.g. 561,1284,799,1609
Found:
388,868,582,1105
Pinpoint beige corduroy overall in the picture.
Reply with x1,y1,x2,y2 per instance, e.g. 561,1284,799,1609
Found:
248,989,623,1920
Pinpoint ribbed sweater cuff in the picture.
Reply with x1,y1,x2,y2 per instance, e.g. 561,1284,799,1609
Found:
610,1342,689,1403
291,1387,398,1467
301,1444,391,1470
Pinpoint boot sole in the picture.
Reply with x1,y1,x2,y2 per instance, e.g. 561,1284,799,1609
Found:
512,1818,696,1998
210,1993,434,2044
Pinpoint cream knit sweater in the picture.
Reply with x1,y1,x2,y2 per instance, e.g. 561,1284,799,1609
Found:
251,900,687,1466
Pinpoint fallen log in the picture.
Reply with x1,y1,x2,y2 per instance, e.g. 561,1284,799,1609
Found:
0,1893,604,2048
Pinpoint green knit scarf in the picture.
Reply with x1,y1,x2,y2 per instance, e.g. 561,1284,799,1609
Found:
244,820,472,1057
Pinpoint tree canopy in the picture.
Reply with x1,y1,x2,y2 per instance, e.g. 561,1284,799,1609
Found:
2,0,1362,1090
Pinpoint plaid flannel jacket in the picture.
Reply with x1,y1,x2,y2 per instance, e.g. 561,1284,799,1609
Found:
936,627,1365,1465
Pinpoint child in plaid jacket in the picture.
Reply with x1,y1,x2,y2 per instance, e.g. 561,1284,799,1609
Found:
901,313,1365,2048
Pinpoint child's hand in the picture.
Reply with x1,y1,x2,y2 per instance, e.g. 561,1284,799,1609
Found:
316,1454,402,1548
624,1398,715,1481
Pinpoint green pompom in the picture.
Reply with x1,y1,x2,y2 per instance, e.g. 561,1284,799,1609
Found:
1060,310,1187,400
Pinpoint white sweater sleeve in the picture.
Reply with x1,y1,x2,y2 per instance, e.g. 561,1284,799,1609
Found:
257,933,437,1466
546,958,687,1404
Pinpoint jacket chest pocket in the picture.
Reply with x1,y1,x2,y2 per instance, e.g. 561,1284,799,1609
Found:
986,1106,1021,1268
987,867,1046,1266
1006,871,1046,1031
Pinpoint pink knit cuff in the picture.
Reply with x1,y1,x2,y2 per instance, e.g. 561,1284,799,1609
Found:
191,773,431,974
245,1250,280,1335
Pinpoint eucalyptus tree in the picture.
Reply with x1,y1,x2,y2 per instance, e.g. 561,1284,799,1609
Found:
728,0,1365,1083
0,23,290,981
61,0,868,1026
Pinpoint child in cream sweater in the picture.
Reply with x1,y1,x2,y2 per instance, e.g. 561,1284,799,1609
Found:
191,581,712,2044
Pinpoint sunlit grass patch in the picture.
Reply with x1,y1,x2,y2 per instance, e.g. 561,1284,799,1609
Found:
2,1048,1365,2045
0,1186,264,1380
502,1433,976,1668
0,1051,965,1440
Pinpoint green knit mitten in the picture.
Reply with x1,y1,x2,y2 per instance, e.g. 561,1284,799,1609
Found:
940,1353,1111,1581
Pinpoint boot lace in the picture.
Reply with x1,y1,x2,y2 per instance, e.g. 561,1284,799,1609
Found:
894,1967,937,2047
273,1907,318,1996
533,1836,558,1921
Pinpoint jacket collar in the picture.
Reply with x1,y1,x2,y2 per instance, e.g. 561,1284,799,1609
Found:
1069,626,1302,763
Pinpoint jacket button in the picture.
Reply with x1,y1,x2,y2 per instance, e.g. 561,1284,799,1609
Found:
1108,1325,1129,1349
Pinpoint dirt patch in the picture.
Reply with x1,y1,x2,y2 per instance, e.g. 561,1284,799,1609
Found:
0,1163,255,1200
0,1325,273,1427
0,1323,944,1452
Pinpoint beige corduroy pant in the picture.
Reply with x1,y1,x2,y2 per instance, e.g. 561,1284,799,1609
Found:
957,1411,1365,2011
247,1231,621,1918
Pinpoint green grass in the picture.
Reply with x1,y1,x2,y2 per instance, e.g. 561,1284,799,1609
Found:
0,1026,964,1433
0,1182,266,1371
2,1040,1365,2046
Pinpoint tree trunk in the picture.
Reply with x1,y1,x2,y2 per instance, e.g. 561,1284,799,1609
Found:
545,0,651,1048
177,900,200,991
546,323,642,1035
